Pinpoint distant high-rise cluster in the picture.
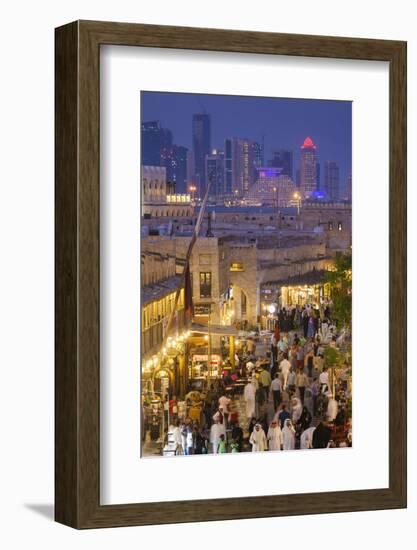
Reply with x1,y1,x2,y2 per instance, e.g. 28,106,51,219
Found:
221,138,262,197
141,120,189,194
141,117,346,205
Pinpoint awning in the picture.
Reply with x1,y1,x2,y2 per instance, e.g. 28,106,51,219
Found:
262,269,327,288
191,323,239,336
142,274,183,306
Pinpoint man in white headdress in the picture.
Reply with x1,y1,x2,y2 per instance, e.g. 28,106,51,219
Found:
244,379,257,419
321,318,329,342
246,361,255,376
282,418,296,450
300,426,316,449
249,423,267,452
267,419,283,451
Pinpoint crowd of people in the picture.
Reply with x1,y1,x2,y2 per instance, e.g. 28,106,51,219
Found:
161,301,352,456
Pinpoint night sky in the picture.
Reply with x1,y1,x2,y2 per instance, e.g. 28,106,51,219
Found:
141,91,352,192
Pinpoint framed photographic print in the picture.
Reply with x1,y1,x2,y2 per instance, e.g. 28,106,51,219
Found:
55,20,407,528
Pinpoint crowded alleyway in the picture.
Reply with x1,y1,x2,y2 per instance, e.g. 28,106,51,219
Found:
142,303,352,457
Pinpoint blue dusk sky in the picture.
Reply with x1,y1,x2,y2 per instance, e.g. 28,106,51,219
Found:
141,91,352,190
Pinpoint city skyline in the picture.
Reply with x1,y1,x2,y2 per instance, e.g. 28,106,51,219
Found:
140,91,353,458
141,91,352,197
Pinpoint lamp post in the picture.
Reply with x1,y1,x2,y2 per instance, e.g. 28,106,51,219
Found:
267,303,276,331
293,192,301,215
189,184,196,203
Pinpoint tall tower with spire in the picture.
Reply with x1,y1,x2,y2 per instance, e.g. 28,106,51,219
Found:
300,136,318,199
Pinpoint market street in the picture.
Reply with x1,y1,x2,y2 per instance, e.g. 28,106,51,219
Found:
142,304,352,457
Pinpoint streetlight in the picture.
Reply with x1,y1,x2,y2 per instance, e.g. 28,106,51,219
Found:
189,184,196,202
267,303,276,331
293,192,301,215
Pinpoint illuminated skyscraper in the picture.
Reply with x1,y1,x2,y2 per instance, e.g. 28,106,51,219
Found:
192,113,211,197
300,136,318,199
251,141,264,171
169,145,188,194
224,138,234,196
224,137,255,197
239,139,255,194
206,150,225,198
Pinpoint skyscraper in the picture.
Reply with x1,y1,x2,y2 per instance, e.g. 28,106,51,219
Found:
160,128,174,179
223,137,255,197
192,113,211,197
239,139,255,194
300,136,318,199
206,149,225,198
268,149,293,179
169,145,188,193
251,141,264,171
224,138,234,196
324,161,340,200
141,121,164,166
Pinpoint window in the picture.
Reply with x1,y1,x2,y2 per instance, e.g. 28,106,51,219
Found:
199,272,212,298
338,222,343,231
230,262,244,272
328,221,334,231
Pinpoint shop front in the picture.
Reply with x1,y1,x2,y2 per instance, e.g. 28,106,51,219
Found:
262,270,330,311
260,287,279,330
188,322,239,384
281,281,331,307
141,329,189,446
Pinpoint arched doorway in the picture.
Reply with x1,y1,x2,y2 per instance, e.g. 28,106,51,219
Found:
153,363,174,399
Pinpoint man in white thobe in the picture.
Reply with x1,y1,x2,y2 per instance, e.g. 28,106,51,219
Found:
267,420,283,451
249,424,267,452
300,426,316,449
244,380,256,419
279,355,291,390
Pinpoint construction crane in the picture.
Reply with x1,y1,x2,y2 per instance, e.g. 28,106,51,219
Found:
160,170,214,347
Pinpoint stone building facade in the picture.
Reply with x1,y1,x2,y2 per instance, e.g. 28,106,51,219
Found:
141,165,194,219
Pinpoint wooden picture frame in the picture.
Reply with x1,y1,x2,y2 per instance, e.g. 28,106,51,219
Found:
55,20,407,529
